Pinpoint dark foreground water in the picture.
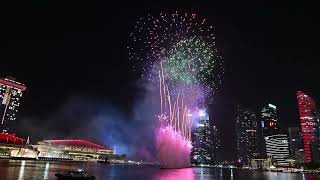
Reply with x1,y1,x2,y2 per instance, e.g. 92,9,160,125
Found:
0,160,319,180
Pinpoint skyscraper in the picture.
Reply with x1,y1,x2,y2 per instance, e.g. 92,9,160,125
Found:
261,103,279,136
0,77,27,133
288,127,305,163
212,125,221,164
265,134,290,166
260,103,280,159
191,110,216,165
314,109,320,151
296,91,318,163
235,106,261,165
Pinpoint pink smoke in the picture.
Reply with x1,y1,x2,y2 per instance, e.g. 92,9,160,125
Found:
155,126,192,168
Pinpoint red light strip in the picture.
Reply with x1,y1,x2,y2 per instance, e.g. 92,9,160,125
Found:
0,79,27,91
50,140,106,149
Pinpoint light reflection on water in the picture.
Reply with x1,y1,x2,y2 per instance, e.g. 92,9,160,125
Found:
18,160,25,180
43,162,50,180
153,168,195,180
230,169,234,180
0,160,319,180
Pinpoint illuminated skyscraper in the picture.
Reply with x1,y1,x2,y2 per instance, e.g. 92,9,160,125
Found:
296,91,318,163
191,110,217,165
260,103,280,158
261,104,279,136
235,106,261,165
212,125,221,164
288,127,305,163
0,77,27,133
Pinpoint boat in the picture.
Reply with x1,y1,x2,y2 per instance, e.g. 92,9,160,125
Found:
98,157,110,164
10,147,38,160
55,169,95,180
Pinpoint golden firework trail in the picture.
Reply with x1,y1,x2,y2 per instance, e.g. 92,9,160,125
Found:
159,62,192,140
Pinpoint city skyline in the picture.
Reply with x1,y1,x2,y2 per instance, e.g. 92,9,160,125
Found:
1,2,320,162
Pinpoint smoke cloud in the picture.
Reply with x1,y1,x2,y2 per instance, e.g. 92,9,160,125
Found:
16,80,161,161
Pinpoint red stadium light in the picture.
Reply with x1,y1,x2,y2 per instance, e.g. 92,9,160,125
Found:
49,140,107,149
0,133,25,145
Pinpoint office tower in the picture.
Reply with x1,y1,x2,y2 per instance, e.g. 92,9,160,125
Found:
288,127,305,163
314,109,320,155
261,103,279,136
259,103,282,159
191,110,214,165
297,91,318,162
0,77,27,133
265,134,290,166
212,125,221,164
235,106,261,165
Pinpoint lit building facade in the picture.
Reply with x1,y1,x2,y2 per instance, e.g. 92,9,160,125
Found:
288,127,305,163
191,110,216,165
235,106,261,165
0,77,27,133
261,104,279,136
265,134,290,167
33,140,115,161
313,109,320,162
297,91,318,162
259,103,281,158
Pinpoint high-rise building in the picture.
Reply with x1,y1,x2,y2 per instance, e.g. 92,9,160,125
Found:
191,110,216,165
265,134,290,167
259,103,281,158
314,109,320,152
288,127,305,163
261,103,279,136
311,109,320,163
0,77,27,133
212,125,221,164
235,106,261,165
296,91,318,163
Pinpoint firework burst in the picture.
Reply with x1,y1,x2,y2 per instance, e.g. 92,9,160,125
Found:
164,36,223,94
128,11,223,95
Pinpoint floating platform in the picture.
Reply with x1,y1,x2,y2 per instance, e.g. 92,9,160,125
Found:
38,157,73,161
11,157,37,160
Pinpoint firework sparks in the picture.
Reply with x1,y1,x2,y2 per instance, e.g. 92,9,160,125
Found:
128,11,224,97
159,62,192,140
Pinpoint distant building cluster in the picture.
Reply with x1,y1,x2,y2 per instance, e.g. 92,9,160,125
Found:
235,91,320,168
235,103,290,167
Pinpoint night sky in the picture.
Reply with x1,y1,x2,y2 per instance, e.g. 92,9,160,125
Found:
1,1,319,161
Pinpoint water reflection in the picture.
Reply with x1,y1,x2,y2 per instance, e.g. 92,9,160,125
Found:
0,160,320,180
230,169,234,180
43,162,50,180
154,168,195,180
18,160,25,180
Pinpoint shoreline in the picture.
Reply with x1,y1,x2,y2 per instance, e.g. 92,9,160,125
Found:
1,158,319,175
